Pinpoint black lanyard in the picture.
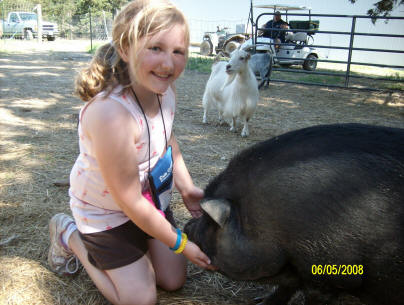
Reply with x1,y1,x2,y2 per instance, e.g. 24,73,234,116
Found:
130,88,168,174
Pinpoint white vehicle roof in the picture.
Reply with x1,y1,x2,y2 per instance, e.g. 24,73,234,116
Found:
254,4,312,11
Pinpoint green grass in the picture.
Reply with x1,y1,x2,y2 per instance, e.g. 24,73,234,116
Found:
86,42,105,54
271,66,404,90
186,56,215,73
300,74,344,85
385,82,404,90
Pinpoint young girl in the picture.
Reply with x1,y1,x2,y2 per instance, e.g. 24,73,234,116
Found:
48,1,213,304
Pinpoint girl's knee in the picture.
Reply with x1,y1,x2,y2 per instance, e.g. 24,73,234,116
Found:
158,272,186,292
117,289,157,305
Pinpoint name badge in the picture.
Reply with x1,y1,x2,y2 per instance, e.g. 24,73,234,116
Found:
148,146,173,212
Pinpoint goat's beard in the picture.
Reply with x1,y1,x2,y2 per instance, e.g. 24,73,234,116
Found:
221,73,237,90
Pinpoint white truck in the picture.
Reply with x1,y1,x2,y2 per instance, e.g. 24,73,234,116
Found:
0,11,58,41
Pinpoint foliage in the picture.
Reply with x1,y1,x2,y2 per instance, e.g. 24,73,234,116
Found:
0,0,32,7
349,0,404,23
75,0,129,16
0,0,128,38
1,0,130,20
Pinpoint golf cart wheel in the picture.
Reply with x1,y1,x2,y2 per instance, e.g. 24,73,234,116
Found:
200,40,213,56
303,54,317,71
224,41,240,55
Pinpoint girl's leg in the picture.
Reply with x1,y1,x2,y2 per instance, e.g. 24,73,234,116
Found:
69,231,157,305
147,238,187,291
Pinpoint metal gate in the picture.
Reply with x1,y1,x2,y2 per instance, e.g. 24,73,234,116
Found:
250,10,404,92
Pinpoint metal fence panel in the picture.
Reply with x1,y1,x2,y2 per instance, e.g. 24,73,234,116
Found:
251,11,404,91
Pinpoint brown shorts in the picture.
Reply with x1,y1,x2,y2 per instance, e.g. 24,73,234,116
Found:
79,207,177,270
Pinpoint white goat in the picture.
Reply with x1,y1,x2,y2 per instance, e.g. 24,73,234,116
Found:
202,49,259,137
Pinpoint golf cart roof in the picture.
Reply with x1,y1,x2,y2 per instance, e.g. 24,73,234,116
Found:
254,4,312,11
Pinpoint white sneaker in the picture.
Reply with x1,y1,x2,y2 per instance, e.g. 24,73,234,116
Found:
48,213,80,276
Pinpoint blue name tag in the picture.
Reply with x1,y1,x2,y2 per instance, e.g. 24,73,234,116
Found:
148,146,173,211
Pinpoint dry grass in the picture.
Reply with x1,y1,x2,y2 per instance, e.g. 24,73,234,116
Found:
0,39,403,305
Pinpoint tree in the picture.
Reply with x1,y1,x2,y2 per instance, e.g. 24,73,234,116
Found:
37,0,77,37
75,0,128,17
350,0,404,22
39,0,76,21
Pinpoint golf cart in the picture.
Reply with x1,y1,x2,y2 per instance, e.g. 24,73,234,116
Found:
200,26,248,56
243,3,320,71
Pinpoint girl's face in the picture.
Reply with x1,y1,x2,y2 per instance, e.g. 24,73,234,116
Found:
126,23,187,95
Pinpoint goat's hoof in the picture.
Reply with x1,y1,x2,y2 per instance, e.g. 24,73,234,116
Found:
241,130,249,137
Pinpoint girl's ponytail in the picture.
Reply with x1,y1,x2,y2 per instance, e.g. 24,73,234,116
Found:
74,43,130,102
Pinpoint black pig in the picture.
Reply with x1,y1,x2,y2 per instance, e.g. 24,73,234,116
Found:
185,123,404,305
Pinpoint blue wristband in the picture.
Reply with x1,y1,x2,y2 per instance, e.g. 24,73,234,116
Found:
169,228,182,251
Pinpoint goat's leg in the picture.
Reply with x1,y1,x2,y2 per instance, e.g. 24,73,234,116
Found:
230,117,237,133
202,93,211,124
258,79,265,89
258,71,266,89
203,108,208,124
218,108,226,126
241,118,249,137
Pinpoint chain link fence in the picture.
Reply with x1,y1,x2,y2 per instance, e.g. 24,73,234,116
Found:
58,10,113,40
0,2,245,45
1,3,113,41
0,2,245,44
0,2,34,20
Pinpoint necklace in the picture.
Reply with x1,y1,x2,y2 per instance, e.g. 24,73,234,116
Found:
130,88,168,174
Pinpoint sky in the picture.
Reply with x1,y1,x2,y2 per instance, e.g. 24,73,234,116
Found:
171,0,404,66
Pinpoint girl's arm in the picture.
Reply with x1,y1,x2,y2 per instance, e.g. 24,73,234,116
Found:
82,98,212,269
169,83,204,218
169,133,204,218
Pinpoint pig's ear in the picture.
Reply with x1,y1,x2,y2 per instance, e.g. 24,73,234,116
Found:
201,199,231,227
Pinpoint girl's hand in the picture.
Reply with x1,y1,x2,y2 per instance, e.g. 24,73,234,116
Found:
182,240,217,270
182,186,204,218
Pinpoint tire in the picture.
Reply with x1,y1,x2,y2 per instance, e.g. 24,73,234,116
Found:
47,36,56,41
224,41,240,55
303,54,317,71
200,40,213,56
24,29,33,40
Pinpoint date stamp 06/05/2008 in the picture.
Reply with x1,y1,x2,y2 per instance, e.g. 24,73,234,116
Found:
312,265,364,276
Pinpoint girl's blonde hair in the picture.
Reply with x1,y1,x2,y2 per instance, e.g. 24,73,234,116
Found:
75,0,190,102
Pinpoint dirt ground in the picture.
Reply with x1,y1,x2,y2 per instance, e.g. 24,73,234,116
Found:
0,40,403,305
